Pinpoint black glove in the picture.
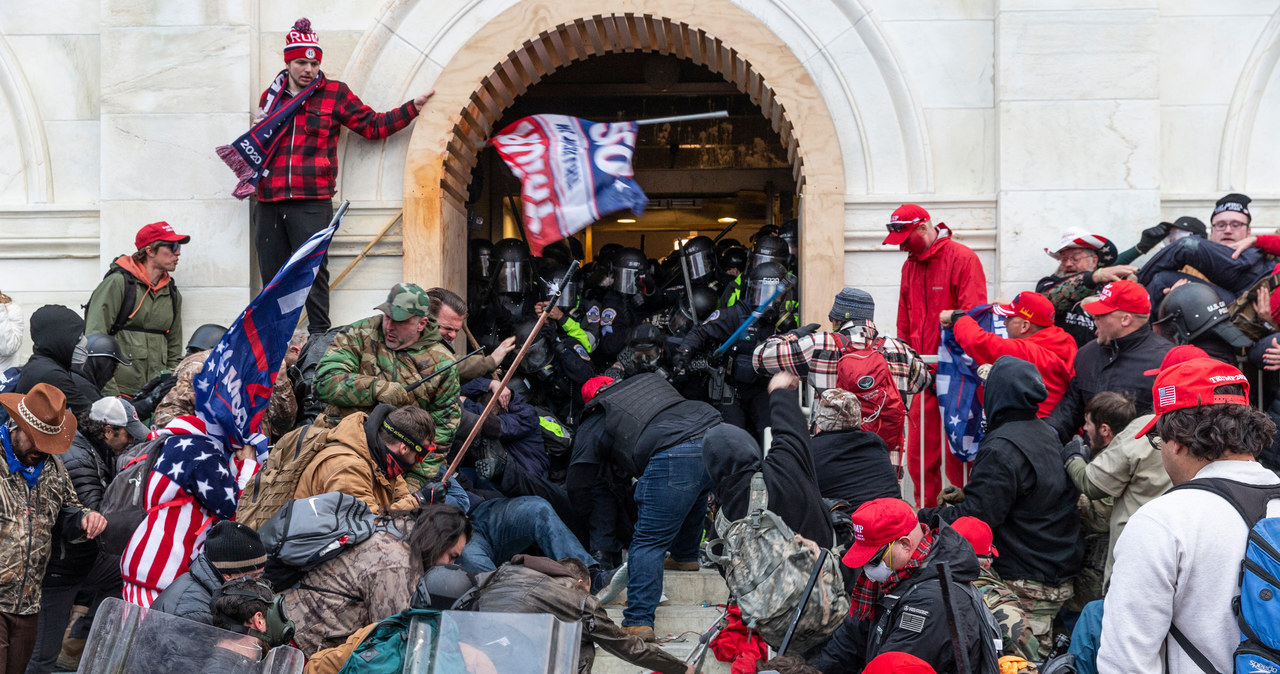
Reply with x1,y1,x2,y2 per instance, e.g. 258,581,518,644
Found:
413,481,448,506
673,350,691,375
1060,437,1090,465
785,323,821,340
1136,222,1171,254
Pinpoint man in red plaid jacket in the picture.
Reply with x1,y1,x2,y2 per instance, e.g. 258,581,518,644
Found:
254,18,432,335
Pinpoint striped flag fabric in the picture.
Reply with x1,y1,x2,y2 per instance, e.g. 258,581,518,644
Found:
936,305,1007,462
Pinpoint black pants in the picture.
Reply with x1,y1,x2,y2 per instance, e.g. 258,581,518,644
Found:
25,556,121,674
254,198,334,334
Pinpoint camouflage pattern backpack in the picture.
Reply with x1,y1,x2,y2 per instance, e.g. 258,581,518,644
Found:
236,423,324,530
703,472,850,654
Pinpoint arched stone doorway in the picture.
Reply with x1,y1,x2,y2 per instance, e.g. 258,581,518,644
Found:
401,1,846,323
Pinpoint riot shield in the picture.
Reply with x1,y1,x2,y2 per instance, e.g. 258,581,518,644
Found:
402,610,581,674
78,597,304,674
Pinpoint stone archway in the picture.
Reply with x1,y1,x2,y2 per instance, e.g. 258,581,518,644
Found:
400,0,846,323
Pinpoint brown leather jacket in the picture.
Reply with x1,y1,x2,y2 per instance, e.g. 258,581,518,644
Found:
293,412,416,514
465,556,687,674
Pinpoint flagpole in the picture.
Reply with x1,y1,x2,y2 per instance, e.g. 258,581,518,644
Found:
634,110,729,126
440,261,580,484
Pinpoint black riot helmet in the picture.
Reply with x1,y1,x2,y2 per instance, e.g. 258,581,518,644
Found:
613,247,649,295
716,237,742,253
778,219,798,257
80,333,130,391
512,320,553,376
744,261,789,309
679,236,718,285
750,235,789,270
492,238,533,295
751,225,779,244
1155,282,1253,349
669,286,720,336
187,324,228,355
719,245,749,276
540,241,572,268
411,564,478,611
469,239,494,280
597,243,624,271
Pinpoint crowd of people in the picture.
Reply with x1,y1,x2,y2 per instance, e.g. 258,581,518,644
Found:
1,16,1279,674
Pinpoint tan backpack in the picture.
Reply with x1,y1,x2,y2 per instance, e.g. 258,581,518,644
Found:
236,423,326,530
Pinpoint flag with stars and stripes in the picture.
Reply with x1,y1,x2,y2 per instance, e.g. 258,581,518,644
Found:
0,367,19,394
192,221,337,451
936,305,1006,462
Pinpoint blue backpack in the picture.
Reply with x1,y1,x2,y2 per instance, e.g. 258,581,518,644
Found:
1167,478,1280,674
338,608,439,674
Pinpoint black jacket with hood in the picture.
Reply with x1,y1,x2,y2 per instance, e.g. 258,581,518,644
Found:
811,521,996,674
45,430,118,577
919,356,1082,585
16,305,93,415
1047,321,1172,443
150,553,223,625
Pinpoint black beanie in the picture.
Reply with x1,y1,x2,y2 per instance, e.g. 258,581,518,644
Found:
204,521,267,576
1213,193,1252,223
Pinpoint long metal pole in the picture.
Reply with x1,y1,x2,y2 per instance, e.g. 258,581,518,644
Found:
441,261,580,483
634,110,729,126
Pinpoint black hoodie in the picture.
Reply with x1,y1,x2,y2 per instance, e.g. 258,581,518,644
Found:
919,356,1082,585
16,305,93,415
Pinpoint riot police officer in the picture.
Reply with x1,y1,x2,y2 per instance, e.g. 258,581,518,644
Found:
1153,281,1253,363
470,238,538,352
590,247,648,368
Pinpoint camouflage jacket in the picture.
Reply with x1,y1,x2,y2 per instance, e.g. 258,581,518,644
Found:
1036,271,1097,313
315,316,460,449
282,526,416,656
974,566,1039,662
153,350,298,439
0,441,91,615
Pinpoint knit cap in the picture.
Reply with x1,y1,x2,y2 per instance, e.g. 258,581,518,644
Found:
284,18,322,63
1213,193,1251,223
204,521,267,576
829,287,875,323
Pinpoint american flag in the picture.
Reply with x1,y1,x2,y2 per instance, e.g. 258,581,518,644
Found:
1157,385,1177,408
937,305,1007,462
120,423,257,607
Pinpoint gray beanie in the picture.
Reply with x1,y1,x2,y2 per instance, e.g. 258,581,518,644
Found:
829,287,875,323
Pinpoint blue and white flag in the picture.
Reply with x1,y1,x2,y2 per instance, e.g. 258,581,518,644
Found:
936,305,1006,462
193,223,336,453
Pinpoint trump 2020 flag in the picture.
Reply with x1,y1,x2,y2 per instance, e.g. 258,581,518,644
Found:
192,222,336,451
490,114,648,255
936,305,1006,462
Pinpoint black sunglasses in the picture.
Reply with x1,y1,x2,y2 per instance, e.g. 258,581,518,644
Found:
885,218,926,233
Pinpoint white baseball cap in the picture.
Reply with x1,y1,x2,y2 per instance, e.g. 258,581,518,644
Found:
89,397,149,441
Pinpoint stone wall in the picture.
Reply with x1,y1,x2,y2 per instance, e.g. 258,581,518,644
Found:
2,0,1279,359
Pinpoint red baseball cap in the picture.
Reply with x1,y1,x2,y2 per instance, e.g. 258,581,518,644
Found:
993,291,1055,327
134,221,191,250
883,204,930,246
841,498,919,569
1082,280,1150,315
1143,344,1210,376
864,652,937,674
950,516,998,557
581,376,615,404
1134,358,1250,438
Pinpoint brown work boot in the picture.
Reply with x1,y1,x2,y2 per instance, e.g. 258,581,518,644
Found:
621,625,655,642
664,558,700,572
56,637,86,671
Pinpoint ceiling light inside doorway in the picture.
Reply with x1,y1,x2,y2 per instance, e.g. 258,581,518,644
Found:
617,218,637,224
718,217,737,224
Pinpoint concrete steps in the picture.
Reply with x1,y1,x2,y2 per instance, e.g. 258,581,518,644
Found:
592,567,737,674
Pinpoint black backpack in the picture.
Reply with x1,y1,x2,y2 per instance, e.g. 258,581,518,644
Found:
88,267,179,337
257,491,399,592
97,436,167,556
291,326,343,424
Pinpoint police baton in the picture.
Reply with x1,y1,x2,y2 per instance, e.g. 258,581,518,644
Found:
406,347,483,392
936,560,973,674
712,272,796,359
441,260,580,483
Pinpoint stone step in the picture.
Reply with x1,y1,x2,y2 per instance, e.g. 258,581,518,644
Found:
604,605,726,641
599,568,730,608
590,638,733,674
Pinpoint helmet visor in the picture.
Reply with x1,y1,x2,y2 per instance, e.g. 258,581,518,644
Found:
475,252,491,279
617,267,642,295
496,262,527,294
684,250,715,283
750,251,784,269
746,277,785,308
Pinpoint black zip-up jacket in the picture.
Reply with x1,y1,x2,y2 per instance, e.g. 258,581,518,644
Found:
809,428,901,510
150,554,223,626
1047,322,1172,443
46,431,117,577
920,356,1083,584
811,523,995,674
16,305,93,415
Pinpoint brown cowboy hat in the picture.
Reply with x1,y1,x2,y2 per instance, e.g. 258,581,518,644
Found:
0,384,77,455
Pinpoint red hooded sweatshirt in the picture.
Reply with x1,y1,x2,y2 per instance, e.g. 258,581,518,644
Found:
895,228,988,357
952,316,1078,416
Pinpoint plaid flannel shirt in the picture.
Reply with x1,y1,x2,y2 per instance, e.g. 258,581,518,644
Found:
256,76,419,202
752,320,933,408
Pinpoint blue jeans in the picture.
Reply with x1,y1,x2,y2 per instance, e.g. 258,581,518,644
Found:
623,441,712,627
1068,599,1104,674
458,495,597,573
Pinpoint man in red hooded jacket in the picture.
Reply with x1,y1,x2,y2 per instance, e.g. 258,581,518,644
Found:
940,291,1077,416
885,204,987,507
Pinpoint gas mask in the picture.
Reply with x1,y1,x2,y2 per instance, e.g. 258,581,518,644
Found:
518,338,554,380
215,581,296,649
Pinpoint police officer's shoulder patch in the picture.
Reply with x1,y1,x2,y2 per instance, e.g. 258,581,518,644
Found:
701,309,720,325
586,306,601,323
573,344,590,360
601,308,617,326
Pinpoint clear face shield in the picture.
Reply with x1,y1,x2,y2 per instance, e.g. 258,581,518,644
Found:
683,249,715,283
544,277,579,309
474,252,492,279
745,276,785,308
750,251,785,270
616,267,643,295
495,261,529,294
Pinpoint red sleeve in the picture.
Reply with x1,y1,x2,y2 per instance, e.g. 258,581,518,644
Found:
257,87,269,109
1256,234,1280,257
335,83,420,140
954,249,988,312
953,315,1024,366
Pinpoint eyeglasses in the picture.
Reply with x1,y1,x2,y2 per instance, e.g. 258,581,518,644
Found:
159,241,182,253
869,540,895,565
885,218,925,233
1211,221,1248,231
1146,434,1163,452
1059,251,1096,264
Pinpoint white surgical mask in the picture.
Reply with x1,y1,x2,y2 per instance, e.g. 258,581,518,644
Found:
862,561,893,583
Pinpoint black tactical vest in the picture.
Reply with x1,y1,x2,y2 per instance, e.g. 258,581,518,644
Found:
585,372,686,474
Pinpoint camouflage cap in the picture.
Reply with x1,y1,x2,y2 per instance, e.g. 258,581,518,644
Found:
813,388,862,433
376,283,430,321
